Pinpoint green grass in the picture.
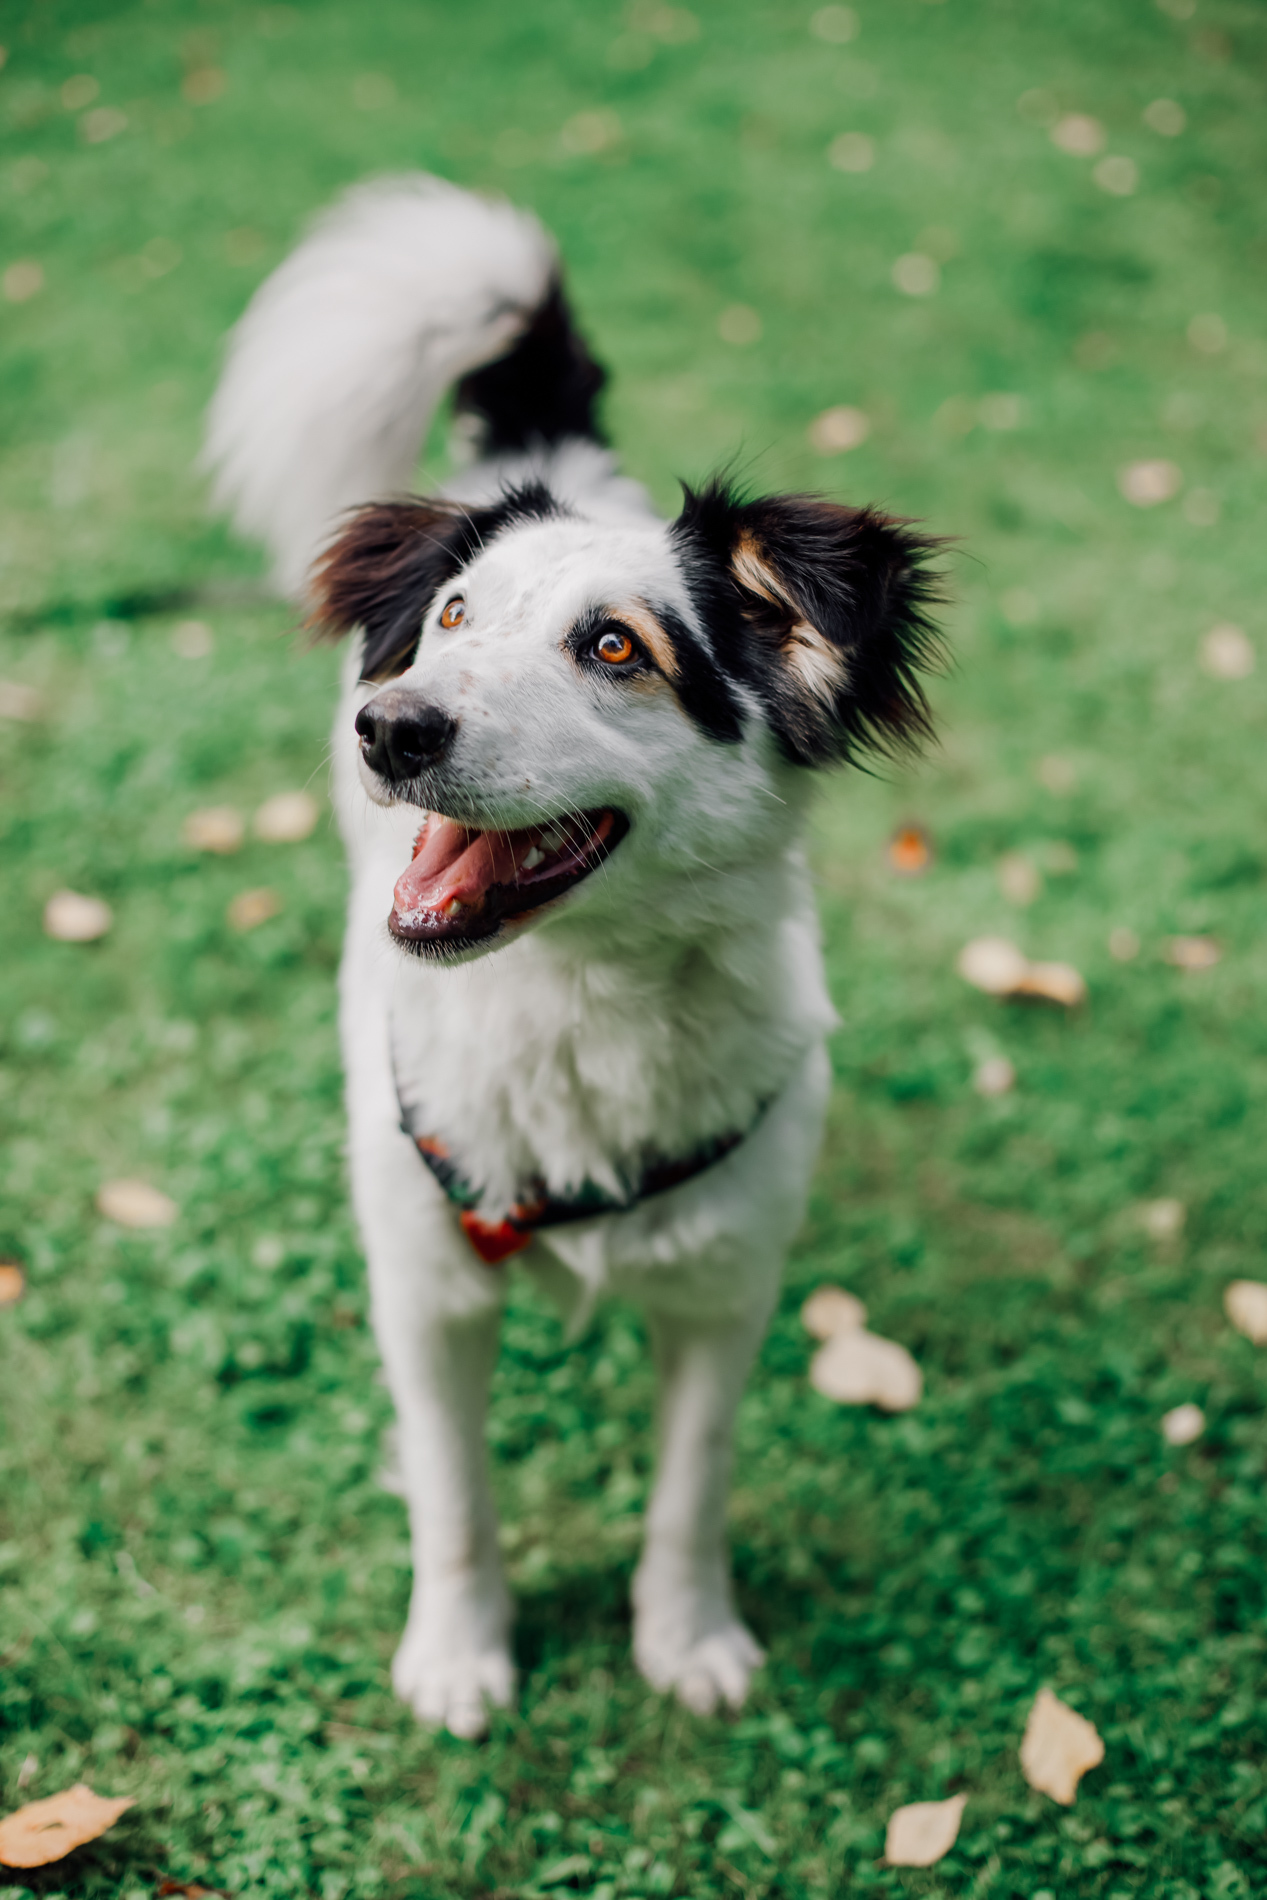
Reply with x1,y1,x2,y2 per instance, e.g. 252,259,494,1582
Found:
3,0,1267,1894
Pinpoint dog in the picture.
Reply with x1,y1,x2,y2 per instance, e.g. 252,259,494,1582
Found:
206,174,942,1738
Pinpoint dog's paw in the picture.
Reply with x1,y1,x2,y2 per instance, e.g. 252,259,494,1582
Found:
391,1578,514,1739
632,1571,764,1715
640,1619,765,1715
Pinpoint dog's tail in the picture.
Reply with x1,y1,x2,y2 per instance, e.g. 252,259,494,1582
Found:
204,174,607,598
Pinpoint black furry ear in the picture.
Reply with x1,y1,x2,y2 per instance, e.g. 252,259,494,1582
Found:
308,482,566,680
671,480,946,766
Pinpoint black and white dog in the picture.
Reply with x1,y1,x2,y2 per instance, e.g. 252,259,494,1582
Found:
207,176,942,1737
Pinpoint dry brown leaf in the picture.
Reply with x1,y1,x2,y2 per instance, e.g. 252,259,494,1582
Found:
957,937,1028,996
1141,1197,1185,1241
227,887,281,931
1165,935,1221,971
1161,1402,1204,1445
1117,458,1181,506
1019,1688,1104,1804
956,939,1085,1008
0,1783,134,1868
43,890,113,942
0,1262,26,1305
810,1328,922,1411
809,404,871,453
1224,1280,1267,1346
96,1179,178,1229
1013,960,1087,1007
972,1055,1015,1097
884,1792,967,1867
254,790,319,843
1200,623,1254,680
886,825,932,876
801,1285,867,1339
996,852,1041,905
182,807,244,854
0,679,42,721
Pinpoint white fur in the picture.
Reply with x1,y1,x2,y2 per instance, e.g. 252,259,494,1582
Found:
209,175,840,1736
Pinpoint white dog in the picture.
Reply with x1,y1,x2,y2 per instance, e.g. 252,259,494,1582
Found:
206,175,941,1739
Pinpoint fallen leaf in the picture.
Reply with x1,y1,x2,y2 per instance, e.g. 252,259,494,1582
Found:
973,1055,1015,1097
884,1793,967,1868
171,620,214,659
1141,1197,1185,1241
1117,459,1181,506
0,1783,134,1869
1036,753,1076,793
957,937,1028,996
809,404,871,452
182,807,244,854
886,825,932,876
1093,154,1137,196
1161,1402,1204,1445
254,790,319,843
1224,1280,1267,1346
810,1328,922,1411
1208,623,1253,684
801,1285,867,1339
96,1179,178,1229
1050,112,1105,156
1019,1689,1104,1805
0,679,42,720
0,1262,25,1305
1013,960,1087,1007
43,890,112,942
227,887,281,931
1165,935,1221,971
997,852,1041,905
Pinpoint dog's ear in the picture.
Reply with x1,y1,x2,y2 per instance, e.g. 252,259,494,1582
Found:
307,499,486,681
672,480,946,766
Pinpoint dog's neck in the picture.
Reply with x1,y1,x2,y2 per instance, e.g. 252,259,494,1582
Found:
389,835,835,1219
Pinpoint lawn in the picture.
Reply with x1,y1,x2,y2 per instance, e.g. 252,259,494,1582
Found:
2,0,1267,1894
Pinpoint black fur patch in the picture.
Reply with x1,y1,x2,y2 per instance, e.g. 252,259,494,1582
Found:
454,278,608,454
653,602,745,745
309,481,566,678
670,479,945,767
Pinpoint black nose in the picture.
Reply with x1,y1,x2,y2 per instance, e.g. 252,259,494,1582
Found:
354,691,457,782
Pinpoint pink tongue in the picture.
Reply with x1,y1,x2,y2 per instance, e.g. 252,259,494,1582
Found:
393,815,530,918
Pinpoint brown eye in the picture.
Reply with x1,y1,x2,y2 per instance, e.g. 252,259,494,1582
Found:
595,627,635,665
439,597,465,629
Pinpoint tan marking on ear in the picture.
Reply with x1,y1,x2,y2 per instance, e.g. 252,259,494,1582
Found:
732,533,784,606
619,601,681,681
731,532,849,707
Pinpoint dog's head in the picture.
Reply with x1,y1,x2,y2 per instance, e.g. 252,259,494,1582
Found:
310,477,944,960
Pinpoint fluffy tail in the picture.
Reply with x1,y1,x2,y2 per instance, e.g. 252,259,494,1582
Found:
204,174,606,598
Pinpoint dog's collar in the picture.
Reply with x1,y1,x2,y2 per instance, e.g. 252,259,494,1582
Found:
391,1028,769,1266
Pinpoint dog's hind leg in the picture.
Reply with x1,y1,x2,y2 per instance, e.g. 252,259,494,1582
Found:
631,1300,774,1714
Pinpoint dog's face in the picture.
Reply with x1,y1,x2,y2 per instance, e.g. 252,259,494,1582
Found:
311,480,941,959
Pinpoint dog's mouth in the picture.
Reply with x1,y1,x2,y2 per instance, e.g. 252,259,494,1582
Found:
389,808,628,952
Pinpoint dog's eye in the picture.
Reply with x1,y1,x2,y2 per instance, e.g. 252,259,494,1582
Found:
594,627,636,666
439,597,465,629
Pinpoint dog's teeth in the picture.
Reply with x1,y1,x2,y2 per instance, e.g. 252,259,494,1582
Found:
540,830,564,854
522,846,545,871
442,898,466,918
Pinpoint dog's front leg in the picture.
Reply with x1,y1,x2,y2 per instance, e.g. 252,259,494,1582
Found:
632,1301,771,1715
353,1130,512,1738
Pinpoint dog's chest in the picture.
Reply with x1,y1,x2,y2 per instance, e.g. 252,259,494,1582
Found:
387,918,831,1221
